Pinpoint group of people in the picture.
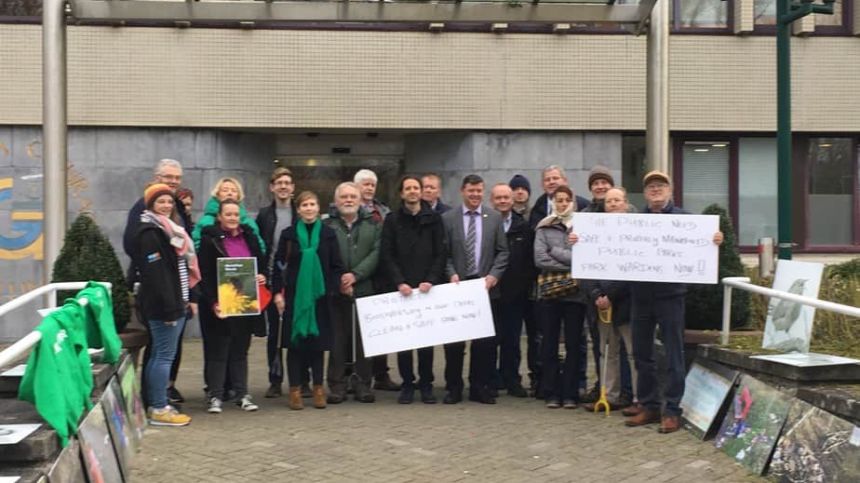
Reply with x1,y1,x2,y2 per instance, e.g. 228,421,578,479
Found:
123,157,722,435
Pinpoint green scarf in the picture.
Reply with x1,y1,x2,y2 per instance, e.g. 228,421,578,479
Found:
292,220,326,344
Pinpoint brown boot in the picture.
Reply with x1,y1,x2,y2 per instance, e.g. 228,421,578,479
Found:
288,386,304,410
621,403,643,417
312,385,327,409
624,408,660,427
658,415,682,434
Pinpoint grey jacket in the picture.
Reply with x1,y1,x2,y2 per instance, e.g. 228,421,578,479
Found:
442,204,510,299
533,220,587,304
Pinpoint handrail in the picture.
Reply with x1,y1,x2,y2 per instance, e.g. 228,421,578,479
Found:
720,276,860,345
0,282,111,369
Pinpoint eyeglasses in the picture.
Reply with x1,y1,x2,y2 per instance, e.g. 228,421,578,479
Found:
158,174,182,182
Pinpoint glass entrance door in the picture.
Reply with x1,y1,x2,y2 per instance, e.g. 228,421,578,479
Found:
274,155,402,211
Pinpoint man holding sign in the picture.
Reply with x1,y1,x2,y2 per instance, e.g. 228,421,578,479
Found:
380,175,447,405
442,174,509,405
625,171,723,433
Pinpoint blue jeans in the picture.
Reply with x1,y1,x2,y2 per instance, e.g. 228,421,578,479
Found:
632,296,685,416
145,316,187,409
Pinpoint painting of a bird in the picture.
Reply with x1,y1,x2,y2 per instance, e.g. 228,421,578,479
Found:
770,278,808,333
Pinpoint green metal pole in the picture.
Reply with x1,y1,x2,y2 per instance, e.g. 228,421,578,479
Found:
776,0,792,260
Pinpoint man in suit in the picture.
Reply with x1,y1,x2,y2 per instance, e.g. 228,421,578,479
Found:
441,174,509,404
421,172,451,214
528,165,590,230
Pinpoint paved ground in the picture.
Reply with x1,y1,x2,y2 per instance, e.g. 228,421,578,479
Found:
131,339,760,483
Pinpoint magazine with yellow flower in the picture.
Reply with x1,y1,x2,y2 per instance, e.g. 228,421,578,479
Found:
216,257,260,317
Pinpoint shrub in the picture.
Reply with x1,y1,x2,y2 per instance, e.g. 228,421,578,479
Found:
685,204,750,330
51,214,131,331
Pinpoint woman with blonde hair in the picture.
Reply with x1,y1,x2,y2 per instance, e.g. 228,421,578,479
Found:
192,177,265,251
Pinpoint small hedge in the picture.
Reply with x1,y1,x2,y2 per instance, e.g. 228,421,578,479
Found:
685,204,750,330
51,214,131,331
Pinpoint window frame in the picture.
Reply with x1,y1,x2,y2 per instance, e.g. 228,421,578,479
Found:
672,132,860,253
751,0,853,36
672,0,736,34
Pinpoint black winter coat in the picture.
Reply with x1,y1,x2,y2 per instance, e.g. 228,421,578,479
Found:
380,201,447,290
271,222,345,351
499,212,535,300
631,201,690,303
198,224,268,337
582,279,632,327
256,200,298,262
132,223,189,322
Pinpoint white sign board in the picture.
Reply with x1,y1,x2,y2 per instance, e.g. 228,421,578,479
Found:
762,259,824,354
751,352,860,367
569,212,720,284
355,279,495,357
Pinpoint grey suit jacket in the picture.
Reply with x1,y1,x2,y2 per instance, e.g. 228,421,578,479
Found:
442,204,510,299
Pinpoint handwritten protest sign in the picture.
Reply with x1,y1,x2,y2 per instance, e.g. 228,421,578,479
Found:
355,279,494,357
570,212,719,284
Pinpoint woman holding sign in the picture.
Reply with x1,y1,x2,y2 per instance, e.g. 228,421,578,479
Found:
272,191,346,410
198,199,267,414
533,185,589,409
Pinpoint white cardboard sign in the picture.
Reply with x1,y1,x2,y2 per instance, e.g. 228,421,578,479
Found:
355,279,495,357
569,212,720,284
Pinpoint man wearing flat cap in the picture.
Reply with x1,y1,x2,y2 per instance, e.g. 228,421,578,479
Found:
624,170,723,434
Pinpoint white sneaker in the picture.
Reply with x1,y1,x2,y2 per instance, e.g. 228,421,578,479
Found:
238,395,259,412
208,397,223,414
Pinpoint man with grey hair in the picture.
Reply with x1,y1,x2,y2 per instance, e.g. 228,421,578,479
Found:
527,165,589,231
354,169,390,224
324,181,381,403
123,158,191,257
123,158,194,407
353,168,399,391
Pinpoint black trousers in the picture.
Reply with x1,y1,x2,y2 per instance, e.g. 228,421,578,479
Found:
444,300,499,394
288,347,324,386
205,330,252,400
397,347,434,390
523,299,541,386
539,300,586,402
327,296,372,393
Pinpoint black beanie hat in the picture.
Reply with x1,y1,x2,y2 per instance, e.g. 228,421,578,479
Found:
509,174,531,194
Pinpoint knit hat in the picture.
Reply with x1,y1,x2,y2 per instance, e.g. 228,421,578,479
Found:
642,170,671,187
509,174,531,194
587,165,615,189
144,183,174,209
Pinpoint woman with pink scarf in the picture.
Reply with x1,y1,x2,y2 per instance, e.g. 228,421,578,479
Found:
133,183,200,427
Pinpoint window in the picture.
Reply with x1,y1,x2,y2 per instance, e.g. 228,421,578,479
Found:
814,0,848,31
676,135,859,251
738,138,777,246
676,0,730,29
0,0,41,17
807,137,854,245
681,141,730,214
621,135,647,209
754,0,777,26
754,0,848,32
